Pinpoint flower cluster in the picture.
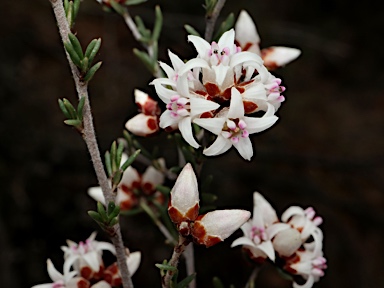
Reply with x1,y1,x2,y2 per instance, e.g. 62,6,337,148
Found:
32,232,141,288
88,154,166,211
231,193,326,288
168,163,251,247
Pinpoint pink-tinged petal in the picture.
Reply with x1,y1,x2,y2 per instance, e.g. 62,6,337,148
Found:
159,61,175,79
31,284,54,288
193,117,225,135
235,10,261,54
261,46,301,69
88,187,106,205
231,236,258,249
273,228,302,257
159,110,180,129
150,79,177,103
228,88,244,118
230,51,263,68
252,192,278,228
256,240,275,262
192,210,251,247
125,114,159,137
244,115,278,134
95,241,116,255
168,163,200,223
178,117,200,148
187,35,211,58
120,166,140,189
91,280,112,288
168,50,185,71
203,135,232,156
233,136,253,160
217,29,236,53
127,251,141,276
83,251,100,272
47,259,63,282
178,58,209,76
189,98,220,118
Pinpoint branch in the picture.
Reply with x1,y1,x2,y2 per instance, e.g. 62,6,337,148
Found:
204,0,227,42
49,1,133,287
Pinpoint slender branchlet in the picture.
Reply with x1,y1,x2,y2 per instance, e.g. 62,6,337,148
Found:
204,0,227,42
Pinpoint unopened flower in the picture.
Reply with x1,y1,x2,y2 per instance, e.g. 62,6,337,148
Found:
61,232,115,280
103,251,141,286
168,163,251,247
194,88,278,160
235,10,301,70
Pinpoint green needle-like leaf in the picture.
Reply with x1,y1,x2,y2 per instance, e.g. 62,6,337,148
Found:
87,39,101,65
67,2,74,28
64,41,81,67
213,13,235,41
155,263,178,272
73,0,81,19
105,151,113,177
83,61,102,82
58,99,71,119
88,210,103,223
85,39,97,60
108,204,120,219
124,0,148,5
64,0,69,14
107,201,116,215
68,33,83,59
111,141,117,172
116,141,124,168
80,57,89,74
64,119,82,126
63,99,77,119
77,96,86,120
112,169,123,186
97,201,108,220
184,25,201,37
152,6,163,42
120,149,141,171
177,273,196,288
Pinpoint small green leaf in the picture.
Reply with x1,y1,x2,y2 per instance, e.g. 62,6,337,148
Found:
77,96,86,120
120,149,141,171
63,99,77,119
177,273,196,288
64,119,82,126
205,0,217,15
184,25,201,37
85,39,98,60
212,277,225,288
105,151,112,177
112,169,123,186
152,6,163,42
64,41,81,67
67,1,74,28
80,57,89,74
124,0,148,5
213,13,235,41
88,210,103,222
109,0,126,15
155,263,178,272
133,48,155,73
73,0,81,19
110,141,117,172
116,141,125,168
64,0,69,13
87,39,101,65
58,99,71,119
134,16,148,37
107,201,116,215
108,204,120,219
109,217,119,226
83,61,102,82
155,185,171,195
97,201,108,220
68,33,83,59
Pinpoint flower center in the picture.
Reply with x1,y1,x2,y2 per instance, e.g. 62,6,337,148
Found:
208,42,231,65
166,95,190,118
250,226,267,245
221,118,249,143
71,240,93,255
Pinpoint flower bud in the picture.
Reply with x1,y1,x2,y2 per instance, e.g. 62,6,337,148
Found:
134,89,160,116
191,210,251,247
261,47,301,70
168,163,199,224
125,114,159,137
272,227,302,257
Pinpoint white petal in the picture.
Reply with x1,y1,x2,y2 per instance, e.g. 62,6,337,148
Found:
159,61,175,79
178,117,200,148
198,209,251,240
142,166,164,188
176,73,190,98
262,46,301,67
63,255,79,277
187,35,211,58
217,29,235,53
168,50,185,71
31,284,54,288
125,114,158,137
281,206,305,222
170,163,199,216
95,241,116,255
293,275,315,288
159,110,180,129
230,51,263,68
212,64,230,86
257,240,275,261
178,58,210,76
228,88,244,118
193,117,225,135
151,79,177,103
88,187,106,206
235,10,260,53
120,166,140,189
273,228,302,257
231,236,257,249
189,98,220,118
203,135,232,156
266,222,291,238
127,251,141,276
91,281,112,288
244,115,278,134
252,192,278,228
233,136,253,160
83,251,101,272
47,259,63,282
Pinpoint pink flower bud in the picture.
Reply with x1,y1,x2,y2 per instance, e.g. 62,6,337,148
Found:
168,163,199,224
191,210,251,247
125,113,159,137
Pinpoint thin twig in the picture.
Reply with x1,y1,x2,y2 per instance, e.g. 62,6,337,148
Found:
49,1,133,287
163,236,190,288
245,266,260,288
204,0,227,42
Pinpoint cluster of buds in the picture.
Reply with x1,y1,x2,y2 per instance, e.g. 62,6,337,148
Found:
125,89,161,137
231,193,326,288
167,163,251,247
88,153,166,212
32,232,141,288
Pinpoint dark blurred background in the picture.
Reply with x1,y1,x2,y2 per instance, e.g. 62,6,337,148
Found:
1,0,384,287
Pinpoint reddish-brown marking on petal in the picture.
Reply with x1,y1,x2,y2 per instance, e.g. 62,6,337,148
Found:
265,62,279,71
205,83,221,97
168,206,184,224
80,266,92,280
238,79,254,87
120,199,135,211
77,278,90,288
185,203,199,221
142,182,155,195
243,42,254,52
221,87,232,101
147,117,158,131
120,184,131,194
132,180,141,189
204,236,222,247
103,273,113,284
236,86,245,94
143,99,159,115
195,90,208,97
244,248,267,264
92,265,104,280
113,277,122,287
191,220,206,241
200,111,213,118
109,263,119,274
243,101,258,114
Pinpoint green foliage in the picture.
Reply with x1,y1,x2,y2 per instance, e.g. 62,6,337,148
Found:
64,0,81,28
184,24,201,37
204,0,218,15
58,97,86,130
88,201,121,231
213,13,235,41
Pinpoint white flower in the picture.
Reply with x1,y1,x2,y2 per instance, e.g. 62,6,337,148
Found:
235,10,301,70
194,88,278,160
231,192,284,262
61,232,115,279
